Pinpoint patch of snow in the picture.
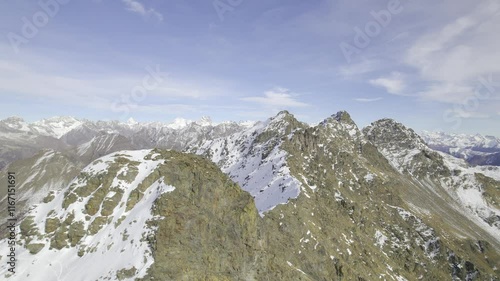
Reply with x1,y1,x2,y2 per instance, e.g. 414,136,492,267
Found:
374,230,388,249
364,173,375,182
0,149,175,281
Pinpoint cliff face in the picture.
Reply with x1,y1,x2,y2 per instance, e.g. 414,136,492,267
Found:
138,150,262,280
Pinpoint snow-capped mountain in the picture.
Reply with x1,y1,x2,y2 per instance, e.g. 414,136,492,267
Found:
0,116,253,170
0,117,30,132
0,116,83,139
0,111,499,280
31,117,84,139
189,110,306,213
0,115,246,141
421,131,500,166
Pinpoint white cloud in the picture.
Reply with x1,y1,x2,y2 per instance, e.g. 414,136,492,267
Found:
354,97,382,102
241,88,309,107
122,0,163,22
369,72,405,95
404,0,500,104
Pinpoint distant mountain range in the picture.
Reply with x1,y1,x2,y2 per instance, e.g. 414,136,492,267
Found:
421,131,500,166
0,116,254,171
0,112,499,280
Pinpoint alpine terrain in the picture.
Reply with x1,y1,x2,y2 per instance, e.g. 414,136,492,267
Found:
0,111,499,280
421,132,500,167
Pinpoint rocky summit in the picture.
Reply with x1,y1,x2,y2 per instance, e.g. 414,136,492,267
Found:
0,111,499,280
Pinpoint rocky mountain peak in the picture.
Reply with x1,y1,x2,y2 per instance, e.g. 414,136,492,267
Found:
43,116,80,122
277,109,290,115
271,110,293,122
266,110,295,126
166,118,192,129
34,116,82,128
333,110,354,124
263,110,306,138
316,110,360,141
361,118,452,178
126,117,138,126
196,116,213,127
0,116,27,130
318,110,355,126
1,116,25,124
363,118,426,151
31,116,83,139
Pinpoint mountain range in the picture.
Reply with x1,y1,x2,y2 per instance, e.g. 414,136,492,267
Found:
421,131,500,166
0,111,499,280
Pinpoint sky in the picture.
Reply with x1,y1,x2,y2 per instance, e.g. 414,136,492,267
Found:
0,0,499,136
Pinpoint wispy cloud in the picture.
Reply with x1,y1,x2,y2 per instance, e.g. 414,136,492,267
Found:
418,83,475,104
385,31,410,44
338,60,378,79
450,110,490,119
241,88,309,107
404,0,500,104
354,97,382,103
0,53,224,116
369,72,405,95
122,0,163,22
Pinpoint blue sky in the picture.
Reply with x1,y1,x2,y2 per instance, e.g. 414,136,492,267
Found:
0,0,499,135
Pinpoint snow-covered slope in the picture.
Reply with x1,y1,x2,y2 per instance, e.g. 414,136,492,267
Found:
190,111,306,213
0,150,174,280
0,150,79,225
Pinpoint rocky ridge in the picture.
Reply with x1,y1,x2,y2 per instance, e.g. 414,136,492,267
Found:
0,111,499,280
